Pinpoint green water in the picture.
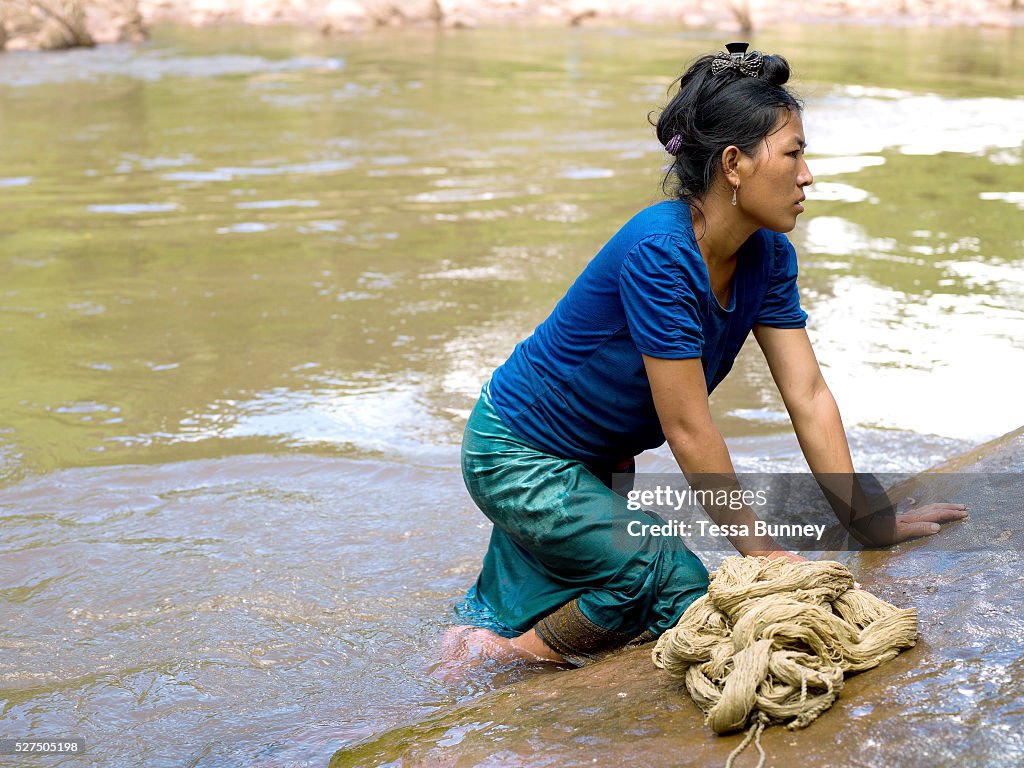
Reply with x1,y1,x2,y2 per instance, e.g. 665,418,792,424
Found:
0,21,1021,767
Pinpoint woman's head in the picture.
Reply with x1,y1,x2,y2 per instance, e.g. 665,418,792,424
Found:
654,44,809,231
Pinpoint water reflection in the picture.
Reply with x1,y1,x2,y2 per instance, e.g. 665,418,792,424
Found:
979,190,1024,209
809,280,1024,439
802,216,897,257
805,88,1024,157
87,203,181,214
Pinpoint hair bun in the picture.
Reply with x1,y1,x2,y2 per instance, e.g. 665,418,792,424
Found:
760,54,791,86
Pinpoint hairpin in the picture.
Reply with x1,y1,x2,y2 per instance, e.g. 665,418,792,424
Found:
711,41,763,78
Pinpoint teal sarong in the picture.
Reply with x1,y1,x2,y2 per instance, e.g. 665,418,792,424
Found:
459,384,709,664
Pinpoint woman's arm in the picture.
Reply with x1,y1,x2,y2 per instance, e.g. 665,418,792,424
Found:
752,325,854,475
753,325,967,542
643,353,800,559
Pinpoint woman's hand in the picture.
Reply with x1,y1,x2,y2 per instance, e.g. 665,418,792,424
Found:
893,502,968,543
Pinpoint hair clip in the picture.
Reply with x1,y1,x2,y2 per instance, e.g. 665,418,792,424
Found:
665,134,683,156
711,41,763,78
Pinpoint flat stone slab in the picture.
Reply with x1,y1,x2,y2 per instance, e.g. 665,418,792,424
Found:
332,426,1024,767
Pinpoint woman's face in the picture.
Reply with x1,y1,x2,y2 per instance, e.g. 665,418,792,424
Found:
735,110,814,233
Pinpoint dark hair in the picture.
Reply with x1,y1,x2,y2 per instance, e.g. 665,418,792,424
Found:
652,50,802,216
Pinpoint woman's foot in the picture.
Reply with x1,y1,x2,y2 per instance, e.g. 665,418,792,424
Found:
432,626,565,681
441,625,520,663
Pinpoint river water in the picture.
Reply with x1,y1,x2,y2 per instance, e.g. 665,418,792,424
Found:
0,22,1021,768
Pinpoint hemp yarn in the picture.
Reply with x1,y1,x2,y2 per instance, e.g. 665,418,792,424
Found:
652,556,917,768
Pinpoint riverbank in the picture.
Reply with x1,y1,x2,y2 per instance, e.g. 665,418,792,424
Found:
1,0,1021,51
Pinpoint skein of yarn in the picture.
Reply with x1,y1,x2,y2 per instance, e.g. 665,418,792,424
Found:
652,556,917,768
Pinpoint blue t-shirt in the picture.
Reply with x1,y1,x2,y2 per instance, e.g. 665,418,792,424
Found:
488,199,807,464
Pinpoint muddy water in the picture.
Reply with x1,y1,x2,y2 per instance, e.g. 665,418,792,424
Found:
0,22,1021,767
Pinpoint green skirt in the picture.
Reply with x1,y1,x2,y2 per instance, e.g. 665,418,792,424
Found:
459,384,709,665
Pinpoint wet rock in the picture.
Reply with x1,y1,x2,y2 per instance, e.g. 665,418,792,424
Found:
331,425,1024,768
319,1,369,35
2,0,1022,50
0,1,144,51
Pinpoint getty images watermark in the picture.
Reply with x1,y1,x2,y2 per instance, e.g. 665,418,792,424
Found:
624,485,828,541
610,472,1020,553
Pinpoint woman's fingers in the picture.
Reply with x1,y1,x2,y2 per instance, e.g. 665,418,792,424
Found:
896,520,943,540
895,503,969,542
897,503,968,524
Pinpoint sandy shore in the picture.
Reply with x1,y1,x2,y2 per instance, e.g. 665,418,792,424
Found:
1,0,1021,51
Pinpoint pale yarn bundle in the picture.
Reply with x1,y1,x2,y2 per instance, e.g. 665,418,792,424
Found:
653,557,917,767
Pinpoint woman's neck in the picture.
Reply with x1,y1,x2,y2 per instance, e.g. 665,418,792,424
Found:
690,191,758,265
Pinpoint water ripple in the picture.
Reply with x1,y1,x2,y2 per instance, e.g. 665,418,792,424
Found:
88,203,180,214
0,49,344,87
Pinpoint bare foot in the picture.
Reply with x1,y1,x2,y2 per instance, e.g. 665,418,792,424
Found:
440,625,522,664
432,626,564,682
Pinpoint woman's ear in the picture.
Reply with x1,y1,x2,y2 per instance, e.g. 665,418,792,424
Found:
720,145,742,188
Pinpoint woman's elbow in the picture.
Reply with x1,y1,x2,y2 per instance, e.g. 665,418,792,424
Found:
663,419,719,456
786,381,840,422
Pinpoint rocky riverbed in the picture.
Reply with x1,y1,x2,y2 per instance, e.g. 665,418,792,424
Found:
1,0,1021,51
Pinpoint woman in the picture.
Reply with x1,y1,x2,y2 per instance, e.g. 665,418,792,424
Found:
446,44,966,669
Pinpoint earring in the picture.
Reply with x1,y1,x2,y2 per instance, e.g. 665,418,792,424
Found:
731,185,738,206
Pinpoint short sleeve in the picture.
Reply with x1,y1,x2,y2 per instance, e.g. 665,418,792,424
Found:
756,233,808,328
618,234,704,359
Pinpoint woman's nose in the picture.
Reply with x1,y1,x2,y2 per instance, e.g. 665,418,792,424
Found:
799,160,814,187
